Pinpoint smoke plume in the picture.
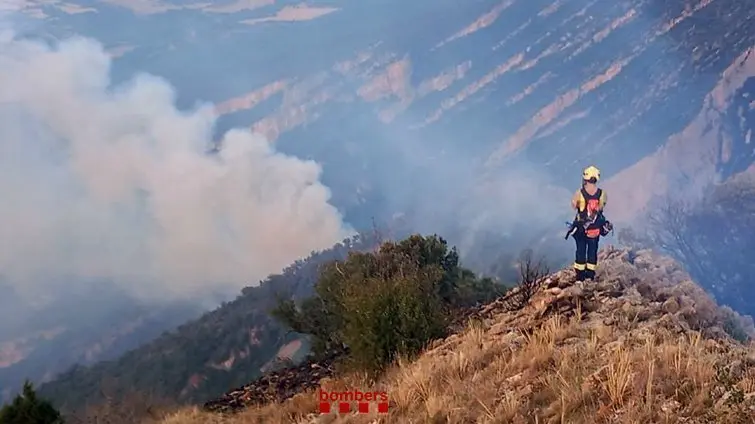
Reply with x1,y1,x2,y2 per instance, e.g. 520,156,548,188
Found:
0,32,352,301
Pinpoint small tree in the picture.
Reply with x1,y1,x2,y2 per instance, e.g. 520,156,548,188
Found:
0,381,64,424
645,195,711,280
511,249,549,309
272,234,507,375
641,177,755,318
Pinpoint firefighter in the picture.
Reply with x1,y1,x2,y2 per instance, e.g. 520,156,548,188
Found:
569,165,611,281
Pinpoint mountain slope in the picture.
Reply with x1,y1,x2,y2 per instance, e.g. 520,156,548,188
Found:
166,246,755,423
35,233,383,413
607,44,755,222
0,287,202,403
208,0,755,226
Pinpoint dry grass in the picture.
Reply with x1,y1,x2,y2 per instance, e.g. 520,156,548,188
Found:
144,248,755,424
63,389,178,424
157,314,755,424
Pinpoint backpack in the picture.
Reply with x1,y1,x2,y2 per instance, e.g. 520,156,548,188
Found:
578,188,607,238
578,187,604,222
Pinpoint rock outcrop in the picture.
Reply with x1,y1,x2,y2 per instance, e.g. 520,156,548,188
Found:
202,349,344,414
466,246,755,342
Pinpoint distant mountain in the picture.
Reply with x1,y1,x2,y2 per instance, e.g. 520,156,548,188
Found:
9,0,755,227
0,285,202,403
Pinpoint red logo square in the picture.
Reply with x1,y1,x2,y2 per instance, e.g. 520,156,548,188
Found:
338,402,350,413
358,402,369,413
377,402,389,413
319,402,330,414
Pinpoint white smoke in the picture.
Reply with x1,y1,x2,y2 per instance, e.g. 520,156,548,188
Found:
0,32,353,300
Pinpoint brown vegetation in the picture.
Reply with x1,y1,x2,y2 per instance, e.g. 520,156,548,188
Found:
63,389,177,424
156,247,755,424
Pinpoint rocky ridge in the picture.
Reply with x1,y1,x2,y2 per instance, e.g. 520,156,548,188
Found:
467,246,755,342
191,246,755,423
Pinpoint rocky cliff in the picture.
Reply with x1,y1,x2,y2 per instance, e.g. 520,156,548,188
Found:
607,44,755,222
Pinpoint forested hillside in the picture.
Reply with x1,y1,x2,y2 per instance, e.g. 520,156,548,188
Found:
36,233,383,412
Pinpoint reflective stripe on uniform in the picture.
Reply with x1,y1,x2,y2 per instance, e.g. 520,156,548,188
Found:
586,263,597,271
573,262,586,270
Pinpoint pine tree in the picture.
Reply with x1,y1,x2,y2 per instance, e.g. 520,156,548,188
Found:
0,381,64,424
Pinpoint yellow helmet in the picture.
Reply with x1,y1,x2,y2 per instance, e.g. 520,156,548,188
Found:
582,165,600,182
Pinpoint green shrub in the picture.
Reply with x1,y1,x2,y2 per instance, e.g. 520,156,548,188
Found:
272,234,507,374
0,381,64,424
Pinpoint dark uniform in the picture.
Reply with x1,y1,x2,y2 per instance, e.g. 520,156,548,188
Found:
570,165,607,281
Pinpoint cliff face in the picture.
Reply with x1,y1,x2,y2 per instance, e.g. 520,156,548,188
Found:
607,46,755,223
204,0,755,225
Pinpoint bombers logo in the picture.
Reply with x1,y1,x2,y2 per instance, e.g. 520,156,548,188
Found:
318,388,390,414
